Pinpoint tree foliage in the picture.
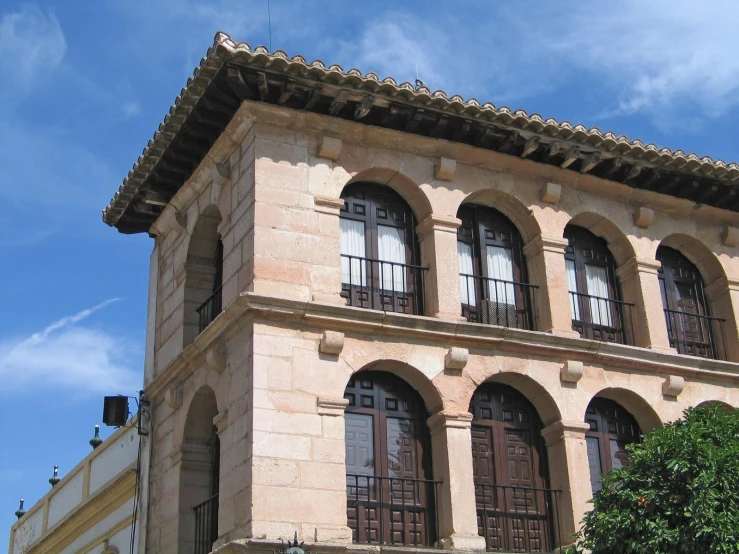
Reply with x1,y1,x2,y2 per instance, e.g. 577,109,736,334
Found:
569,404,739,554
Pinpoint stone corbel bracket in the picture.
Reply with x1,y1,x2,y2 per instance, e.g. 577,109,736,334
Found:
427,410,473,433
213,410,229,435
318,136,342,160
317,396,349,416
205,343,227,373
314,195,345,216
434,157,457,181
444,347,468,374
171,210,188,235
319,330,344,355
560,360,583,383
212,160,231,187
662,375,685,398
165,381,184,409
540,182,562,204
633,206,655,228
721,226,739,247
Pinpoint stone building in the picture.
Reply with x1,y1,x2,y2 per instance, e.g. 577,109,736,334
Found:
8,425,139,554
101,33,739,554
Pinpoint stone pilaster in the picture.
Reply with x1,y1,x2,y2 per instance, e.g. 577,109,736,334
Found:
704,276,739,362
416,215,466,321
540,421,592,546
427,410,486,550
616,257,674,352
523,235,579,337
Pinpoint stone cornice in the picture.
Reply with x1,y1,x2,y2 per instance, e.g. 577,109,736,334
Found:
427,410,474,432
314,195,345,216
541,421,592,446
522,235,570,258
415,214,462,239
146,292,739,404
616,256,663,279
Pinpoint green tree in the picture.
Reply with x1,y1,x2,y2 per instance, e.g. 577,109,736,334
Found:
569,404,739,554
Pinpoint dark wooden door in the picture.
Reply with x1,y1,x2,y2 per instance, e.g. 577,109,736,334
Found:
344,371,435,546
470,383,552,552
585,397,641,495
340,183,422,314
657,246,714,357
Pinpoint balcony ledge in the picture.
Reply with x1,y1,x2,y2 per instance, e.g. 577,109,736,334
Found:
147,292,739,403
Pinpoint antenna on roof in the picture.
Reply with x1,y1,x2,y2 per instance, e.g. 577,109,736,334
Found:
414,64,426,91
267,0,273,52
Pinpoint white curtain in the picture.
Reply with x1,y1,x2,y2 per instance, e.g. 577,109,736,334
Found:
486,246,515,305
458,242,475,305
566,259,581,320
340,218,366,286
378,225,407,292
586,264,613,326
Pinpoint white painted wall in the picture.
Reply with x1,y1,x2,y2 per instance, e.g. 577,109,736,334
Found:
47,470,84,528
10,509,42,554
89,426,138,495
58,497,134,554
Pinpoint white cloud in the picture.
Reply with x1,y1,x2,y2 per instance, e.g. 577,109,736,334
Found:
122,101,141,119
0,300,141,395
0,6,67,95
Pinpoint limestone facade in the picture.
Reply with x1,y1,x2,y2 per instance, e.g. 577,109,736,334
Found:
140,99,739,554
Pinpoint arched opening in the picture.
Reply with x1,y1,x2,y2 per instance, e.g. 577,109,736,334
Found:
564,224,633,344
657,245,726,359
340,183,426,315
584,397,640,496
469,383,555,552
456,204,536,330
178,386,220,554
184,206,224,346
344,370,437,546
696,400,735,412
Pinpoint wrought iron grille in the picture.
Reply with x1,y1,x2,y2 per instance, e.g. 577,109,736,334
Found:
475,483,561,553
569,291,635,345
193,493,219,554
196,286,223,333
346,473,440,547
664,308,727,360
341,255,428,316
459,274,538,330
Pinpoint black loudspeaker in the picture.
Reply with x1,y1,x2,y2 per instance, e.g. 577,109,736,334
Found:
102,396,129,427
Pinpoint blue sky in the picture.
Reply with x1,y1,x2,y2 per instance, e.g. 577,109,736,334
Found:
2,0,739,545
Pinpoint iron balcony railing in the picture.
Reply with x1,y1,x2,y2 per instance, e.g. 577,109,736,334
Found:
569,291,635,345
193,493,219,554
346,473,441,547
664,308,727,360
196,286,223,333
460,274,538,330
475,483,561,553
341,255,428,316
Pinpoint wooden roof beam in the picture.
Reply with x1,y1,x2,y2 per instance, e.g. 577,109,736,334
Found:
521,136,540,158
277,80,295,105
452,120,471,141
328,90,349,116
560,146,580,169
256,72,270,101
624,164,643,183
602,157,623,178
226,65,252,100
304,85,323,111
353,95,374,120
429,114,448,138
405,109,425,133
142,190,171,207
580,151,602,174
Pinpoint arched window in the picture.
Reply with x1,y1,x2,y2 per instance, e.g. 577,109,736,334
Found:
469,383,555,552
584,398,640,495
340,183,425,315
657,246,725,359
184,206,224,345
344,371,436,546
457,205,536,329
564,225,632,344
179,387,220,554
